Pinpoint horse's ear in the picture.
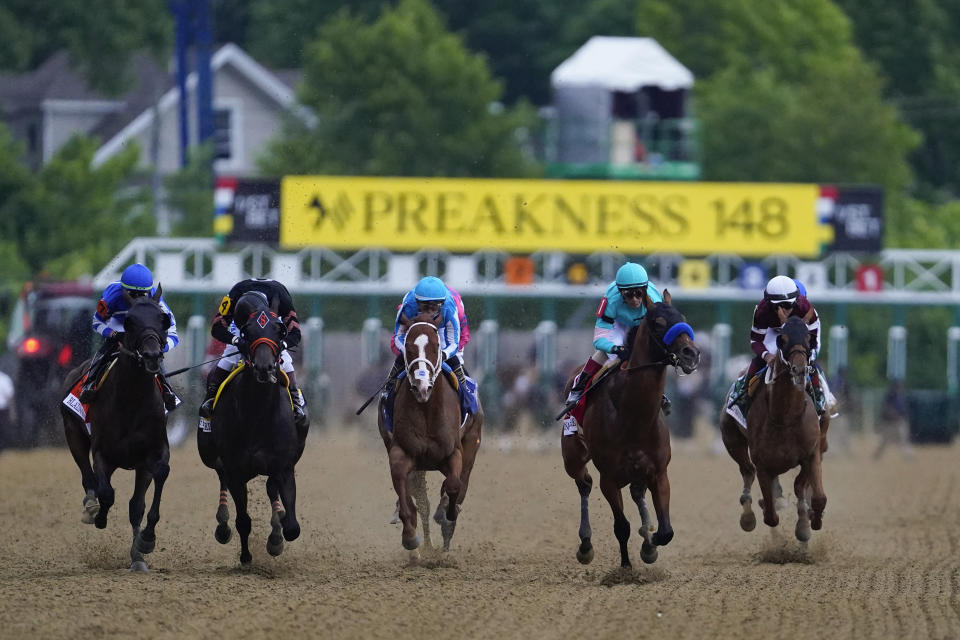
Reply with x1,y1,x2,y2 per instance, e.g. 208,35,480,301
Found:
661,288,671,305
153,283,162,301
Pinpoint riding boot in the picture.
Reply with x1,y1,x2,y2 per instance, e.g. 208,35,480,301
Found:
199,367,231,419
157,372,180,411
78,338,118,403
661,394,672,416
566,357,603,404
286,369,309,432
381,355,405,400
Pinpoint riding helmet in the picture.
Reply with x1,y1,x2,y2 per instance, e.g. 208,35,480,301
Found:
414,276,448,302
234,290,269,320
615,262,648,289
764,275,799,303
121,263,154,291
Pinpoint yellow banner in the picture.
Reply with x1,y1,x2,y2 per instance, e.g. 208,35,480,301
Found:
281,176,833,256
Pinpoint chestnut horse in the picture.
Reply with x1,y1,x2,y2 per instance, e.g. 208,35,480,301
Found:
60,289,172,572
561,290,700,567
380,312,475,553
720,316,826,542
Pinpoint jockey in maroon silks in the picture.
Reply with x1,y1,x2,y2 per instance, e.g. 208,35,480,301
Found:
744,275,828,414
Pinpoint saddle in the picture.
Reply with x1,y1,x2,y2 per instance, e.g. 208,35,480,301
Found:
211,362,294,414
567,359,621,426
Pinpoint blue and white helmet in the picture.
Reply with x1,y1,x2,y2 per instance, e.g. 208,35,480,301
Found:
121,263,153,292
615,262,648,290
414,276,447,302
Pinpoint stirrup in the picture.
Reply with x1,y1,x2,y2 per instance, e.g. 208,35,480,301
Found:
199,397,215,419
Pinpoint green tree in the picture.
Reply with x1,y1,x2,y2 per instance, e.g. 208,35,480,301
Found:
639,0,919,194
164,144,215,237
0,0,170,94
1,135,152,278
259,0,539,178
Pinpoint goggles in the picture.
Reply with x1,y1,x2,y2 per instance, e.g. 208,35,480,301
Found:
618,287,646,300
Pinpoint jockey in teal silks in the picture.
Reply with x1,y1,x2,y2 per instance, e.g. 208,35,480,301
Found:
560,261,670,436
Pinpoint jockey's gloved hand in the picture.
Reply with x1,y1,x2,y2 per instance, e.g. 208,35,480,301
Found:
612,345,626,357
231,335,248,353
281,340,288,351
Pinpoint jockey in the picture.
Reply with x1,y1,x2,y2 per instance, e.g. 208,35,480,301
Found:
78,263,180,410
738,274,827,413
197,278,306,428
389,284,470,369
383,276,464,394
561,262,668,433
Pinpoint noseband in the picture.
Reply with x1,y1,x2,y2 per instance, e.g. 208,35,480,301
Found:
404,321,442,387
770,343,811,386
119,329,164,368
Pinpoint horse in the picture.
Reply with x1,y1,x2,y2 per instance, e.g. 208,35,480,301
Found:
206,295,307,564
720,315,826,542
379,312,480,553
59,288,172,572
561,290,700,568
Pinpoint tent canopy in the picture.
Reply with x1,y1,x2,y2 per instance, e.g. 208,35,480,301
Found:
551,36,694,92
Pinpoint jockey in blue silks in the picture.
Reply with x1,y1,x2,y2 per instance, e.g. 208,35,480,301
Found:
79,262,180,410
381,276,476,431
561,261,673,435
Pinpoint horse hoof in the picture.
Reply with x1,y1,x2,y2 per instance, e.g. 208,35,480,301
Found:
94,516,107,530
215,523,232,544
240,551,252,564
576,539,594,565
402,534,422,551
282,524,300,542
740,511,757,532
135,532,156,555
81,493,99,524
266,534,284,557
795,522,812,542
651,529,674,546
764,515,779,528
811,514,823,530
640,541,658,564
129,561,149,573
216,504,230,525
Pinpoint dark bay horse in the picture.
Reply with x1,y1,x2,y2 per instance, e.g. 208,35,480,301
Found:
209,295,306,564
561,290,700,568
720,315,826,542
380,312,476,553
60,288,172,572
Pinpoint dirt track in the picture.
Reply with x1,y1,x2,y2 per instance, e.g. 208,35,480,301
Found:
1,427,959,639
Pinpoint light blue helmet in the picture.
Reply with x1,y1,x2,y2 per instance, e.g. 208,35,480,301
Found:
615,262,648,289
414,276,448,302
121,263,153,291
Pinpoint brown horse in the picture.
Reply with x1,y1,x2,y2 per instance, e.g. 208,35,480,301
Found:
379,312,480,552
720,315,826,542
561,290,700,567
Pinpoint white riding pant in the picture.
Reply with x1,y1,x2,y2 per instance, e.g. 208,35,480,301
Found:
217,348,295,373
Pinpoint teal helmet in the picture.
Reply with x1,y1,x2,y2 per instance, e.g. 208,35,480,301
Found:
615,262,648,289
414,276,448,302
121,263,153,291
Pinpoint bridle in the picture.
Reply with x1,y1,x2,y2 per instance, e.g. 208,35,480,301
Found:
404,321,442,388
623,312,697,373
240,310,285,369
768,342,811,387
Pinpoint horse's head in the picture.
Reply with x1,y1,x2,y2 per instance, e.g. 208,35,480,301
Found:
121,285,169,375
774,315,810,388
403,312,443,403
237,293,286,384
633,289,701,374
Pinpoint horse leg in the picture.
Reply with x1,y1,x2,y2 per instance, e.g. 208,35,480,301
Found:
411,471,433,551
819,414,831,454
214,470,232,544
91,451,117,530
437,448,464,551
226,477,253,564
63,418,98,524
721,416,756,531
756,469,779,528
774,476,788,512
265,476,285,556
274,468,300,542
599,475,632,568
649,470,674,547
134,453,169,560
808,450,827,530
388,446,420,550
454,415,482,508
128,468,152,572
793,467,812,542
630,483,658,564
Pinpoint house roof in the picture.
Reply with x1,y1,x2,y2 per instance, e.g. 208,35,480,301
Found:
551,36,694,92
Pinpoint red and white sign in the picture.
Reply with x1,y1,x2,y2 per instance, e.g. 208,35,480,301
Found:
855,265,884,292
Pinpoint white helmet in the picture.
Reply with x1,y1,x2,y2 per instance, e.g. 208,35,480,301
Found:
764,275,799,304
